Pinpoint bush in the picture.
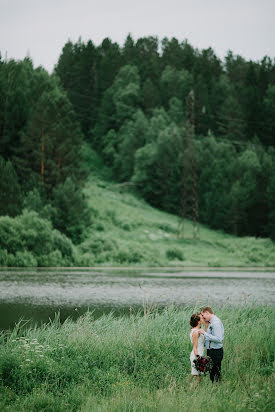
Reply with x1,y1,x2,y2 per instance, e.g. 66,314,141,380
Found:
166,248,184,261
0,249,11,266
12,251,37,267
52,230,74,260
0,211,75,267
114,243,160,264
115,247,144,263
80,235,117,256
76,252,95,266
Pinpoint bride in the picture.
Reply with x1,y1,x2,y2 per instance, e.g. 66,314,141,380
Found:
189,313,206,383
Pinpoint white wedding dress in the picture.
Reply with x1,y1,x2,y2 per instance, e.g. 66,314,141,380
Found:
190,328,205,375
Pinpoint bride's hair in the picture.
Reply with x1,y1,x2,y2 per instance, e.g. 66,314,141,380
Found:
190,313,200,327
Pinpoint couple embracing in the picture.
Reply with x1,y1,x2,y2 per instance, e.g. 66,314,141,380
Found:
190,306,224,383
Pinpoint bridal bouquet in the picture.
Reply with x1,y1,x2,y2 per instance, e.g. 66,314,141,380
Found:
193,356,213,374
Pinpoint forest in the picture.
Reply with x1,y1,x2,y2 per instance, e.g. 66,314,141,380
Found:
0,35,275,266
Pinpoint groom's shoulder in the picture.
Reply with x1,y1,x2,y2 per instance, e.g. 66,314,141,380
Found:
213,315,223,324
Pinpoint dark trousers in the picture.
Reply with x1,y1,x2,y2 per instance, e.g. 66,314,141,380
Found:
207,348,223,382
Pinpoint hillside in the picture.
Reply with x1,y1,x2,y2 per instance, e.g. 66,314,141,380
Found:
78,150,275,268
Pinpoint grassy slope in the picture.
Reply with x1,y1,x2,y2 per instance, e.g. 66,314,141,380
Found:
79,146,275,267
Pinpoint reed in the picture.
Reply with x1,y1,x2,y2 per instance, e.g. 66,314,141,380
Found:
0,306,274,411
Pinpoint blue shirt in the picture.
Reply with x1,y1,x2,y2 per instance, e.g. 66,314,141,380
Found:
204,315,224,349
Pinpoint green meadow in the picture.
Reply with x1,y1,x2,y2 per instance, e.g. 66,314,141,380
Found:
0,306,274,411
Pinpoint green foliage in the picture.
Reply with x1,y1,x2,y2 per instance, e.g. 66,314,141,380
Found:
0,156,22,217
93,64,141,152
52,178,91,244
17,85,85,194
112,65,141,125
263,84,275,146
1,37,275,246
267,173,275,240
0,210,75,266
114,109,149,180
166,248,184,261
0,58,35,159
55,39,100,136
160,65,193,107
0,307,274,411
132,116,183,212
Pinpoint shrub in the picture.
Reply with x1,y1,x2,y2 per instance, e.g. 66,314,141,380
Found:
0,215,25,254
0,211,75,267
12,251,37,267
114,243,160,264
80,236,117,256
76,252,95,266
115,247,143,263
166,248,184,261
37,250,65,267
0,249,11,266
95,222,105,231
52,230,74,260
18,211,53,256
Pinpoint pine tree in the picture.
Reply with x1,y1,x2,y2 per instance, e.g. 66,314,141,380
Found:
16,86,84,194
0,156,22,216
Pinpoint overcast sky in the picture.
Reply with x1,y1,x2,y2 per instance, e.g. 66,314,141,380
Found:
1,0,275,73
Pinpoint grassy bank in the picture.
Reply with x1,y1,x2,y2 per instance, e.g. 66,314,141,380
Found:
0,306,274,411
78,171,275,267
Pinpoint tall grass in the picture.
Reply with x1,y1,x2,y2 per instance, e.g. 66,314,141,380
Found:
1,306,274,411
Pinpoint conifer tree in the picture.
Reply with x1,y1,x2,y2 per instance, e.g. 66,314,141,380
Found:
17,86,84,194
0,157,22,216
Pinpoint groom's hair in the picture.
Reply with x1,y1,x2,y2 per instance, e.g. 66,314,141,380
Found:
200,306,214,314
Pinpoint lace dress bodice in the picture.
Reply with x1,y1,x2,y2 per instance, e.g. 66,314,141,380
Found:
190,328,204,356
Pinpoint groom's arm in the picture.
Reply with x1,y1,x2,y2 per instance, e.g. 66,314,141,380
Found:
203,320,224,344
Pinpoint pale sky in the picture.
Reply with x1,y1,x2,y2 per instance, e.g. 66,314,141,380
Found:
1,0,275,73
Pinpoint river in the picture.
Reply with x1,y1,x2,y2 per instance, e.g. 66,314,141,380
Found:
0,268,274,330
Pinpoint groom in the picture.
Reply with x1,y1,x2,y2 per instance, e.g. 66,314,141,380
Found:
199,306,224,382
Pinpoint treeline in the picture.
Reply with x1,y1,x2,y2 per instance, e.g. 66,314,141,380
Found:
0,35,275,265
0,56,91,265
55,35,275,239
56,36,275,147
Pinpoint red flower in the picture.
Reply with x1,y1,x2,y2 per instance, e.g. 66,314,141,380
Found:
193,356,213,374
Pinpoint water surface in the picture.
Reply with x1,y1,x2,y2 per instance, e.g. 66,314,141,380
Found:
1,268,274,330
